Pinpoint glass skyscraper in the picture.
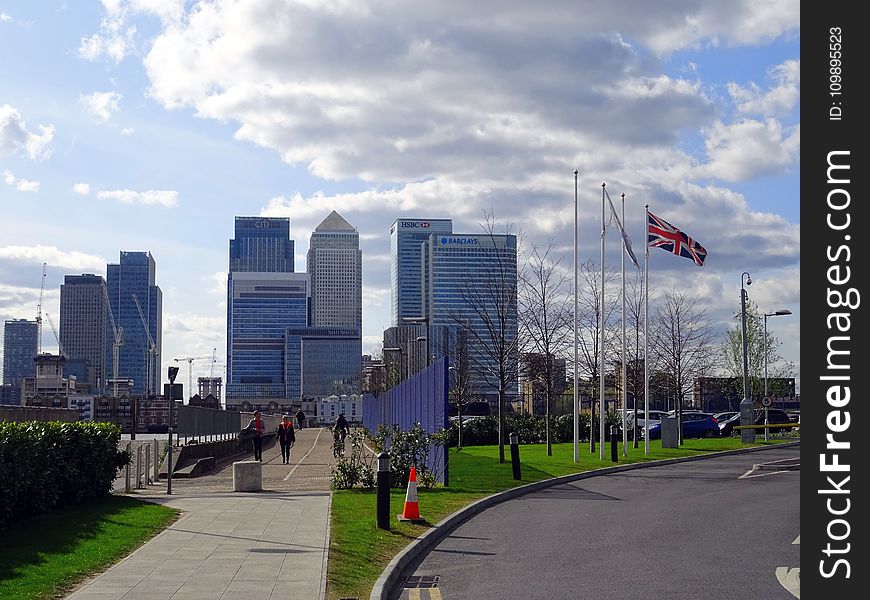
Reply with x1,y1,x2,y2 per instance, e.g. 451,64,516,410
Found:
390,218,452,326
308,211,361,330
226,272,310,402
422,233,518,399
60,274,107,392
285,326,361,400
2,318,38,387
106,252,162,396
230,217,295,273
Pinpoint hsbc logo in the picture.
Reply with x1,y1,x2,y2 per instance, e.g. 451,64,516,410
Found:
400,221,430,228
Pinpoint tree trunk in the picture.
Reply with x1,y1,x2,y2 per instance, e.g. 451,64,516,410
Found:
545,388,552,456
498,388,505,463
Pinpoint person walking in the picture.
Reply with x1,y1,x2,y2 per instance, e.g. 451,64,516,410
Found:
296,408,306,430
277,415,296,464
245,410,265,461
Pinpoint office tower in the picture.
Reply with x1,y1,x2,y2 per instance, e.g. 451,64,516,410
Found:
2,318,38,387
106,252,162,396
226,216,302,410
422,232,518,399
225,272,309,407
307,211,362,329
285,326,361,399
198,377,223,400
390,218,452,326
229,217,295,273
60,274,107,392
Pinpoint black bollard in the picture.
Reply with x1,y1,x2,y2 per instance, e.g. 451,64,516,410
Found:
611,425,618,462
376,452,390,530
509,432,521,480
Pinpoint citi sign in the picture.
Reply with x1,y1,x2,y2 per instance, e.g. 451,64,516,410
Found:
400,221,430,228
253,219,272,228
440,237,479,245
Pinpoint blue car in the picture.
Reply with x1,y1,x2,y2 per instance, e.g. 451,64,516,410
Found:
645,412,719,439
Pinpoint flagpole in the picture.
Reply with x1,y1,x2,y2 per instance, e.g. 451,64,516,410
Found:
573,169,579,463
621,193,628,457
644,203,650,455
599,182,606,460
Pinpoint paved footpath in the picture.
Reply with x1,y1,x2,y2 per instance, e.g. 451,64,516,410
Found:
65,426,338,600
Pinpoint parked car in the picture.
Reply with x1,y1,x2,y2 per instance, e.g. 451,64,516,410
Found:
713,411,739,425
624,410,669,436
719,408,793,436
786,410,800,424
644,412,719,439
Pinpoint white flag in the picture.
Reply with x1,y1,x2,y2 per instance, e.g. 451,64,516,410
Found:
605,190,640,268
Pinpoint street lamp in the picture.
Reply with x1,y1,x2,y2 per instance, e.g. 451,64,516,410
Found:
764,309,792,407
739,272,754,444
166,365,179,494
402,316,430,365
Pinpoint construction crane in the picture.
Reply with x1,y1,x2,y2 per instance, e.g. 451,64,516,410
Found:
102,284,123,398
36,262,46,354
45,312,66,358
173,355,212,401
210,347,217,378
131,294,158,398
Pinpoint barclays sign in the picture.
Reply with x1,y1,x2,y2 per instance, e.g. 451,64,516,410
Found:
440,237,479,245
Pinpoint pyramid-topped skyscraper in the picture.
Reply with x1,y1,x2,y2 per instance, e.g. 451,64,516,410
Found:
307,210,361,329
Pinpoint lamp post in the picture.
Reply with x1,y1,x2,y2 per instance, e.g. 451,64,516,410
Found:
764,309,792,409
739,272,754,444
166,365,179,494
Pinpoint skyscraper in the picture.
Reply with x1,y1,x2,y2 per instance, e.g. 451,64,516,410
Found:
226,216,303,410
307,211,362,329
60,274,107,392
285,326,361,399
106,252,162,396
390,218,452,326
422,232,518,399
2,318,38,387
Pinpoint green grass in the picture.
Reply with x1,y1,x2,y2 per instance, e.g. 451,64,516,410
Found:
327,436,795,600
0,495,179,600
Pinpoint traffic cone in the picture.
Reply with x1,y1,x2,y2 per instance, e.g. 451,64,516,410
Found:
397,466,424,522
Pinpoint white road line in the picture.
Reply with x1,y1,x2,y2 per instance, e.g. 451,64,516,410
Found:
793,534,800,544
776,566,800,598
284,427,324,481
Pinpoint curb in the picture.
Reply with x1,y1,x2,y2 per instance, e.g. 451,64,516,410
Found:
369,440,800,600
321,490,333,600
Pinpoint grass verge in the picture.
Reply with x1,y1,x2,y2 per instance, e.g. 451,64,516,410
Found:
0,495,179,600
328,436,794,600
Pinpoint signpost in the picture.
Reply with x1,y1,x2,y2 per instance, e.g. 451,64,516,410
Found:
761,396,772,441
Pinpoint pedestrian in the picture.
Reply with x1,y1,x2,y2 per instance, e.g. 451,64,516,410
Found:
244,410,265,461
277,414,295,464
296,408,306,430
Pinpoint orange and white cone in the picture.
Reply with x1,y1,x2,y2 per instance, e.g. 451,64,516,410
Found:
397,466,423,522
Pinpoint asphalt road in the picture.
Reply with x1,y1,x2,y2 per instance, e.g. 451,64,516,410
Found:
401,445,800,600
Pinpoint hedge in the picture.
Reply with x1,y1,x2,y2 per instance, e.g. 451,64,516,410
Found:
447,412,626,446
0,421,129,529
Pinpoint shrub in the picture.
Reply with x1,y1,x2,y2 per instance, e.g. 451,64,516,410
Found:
0,421,128,529
330,428,375,490
445,412,593,446
370,424,444,488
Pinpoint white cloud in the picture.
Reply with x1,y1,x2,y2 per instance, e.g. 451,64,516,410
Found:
0,245,107,272
696,119,799,181
80,91,123,122
120,127,135,135
15,179,40,192
2,170,14,186
96,188,179,206
1,12,12,22
0,104,55,159
79,0,184,62
72,183,91,195
728,59,800,117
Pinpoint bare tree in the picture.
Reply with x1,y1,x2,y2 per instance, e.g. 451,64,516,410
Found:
443,324,482,449
649,290,717,444
575,259,620,451
456,210,519,464
518,241,572,456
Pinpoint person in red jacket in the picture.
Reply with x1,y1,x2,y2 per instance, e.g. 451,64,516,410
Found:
245,410,265,461
277,415,296,464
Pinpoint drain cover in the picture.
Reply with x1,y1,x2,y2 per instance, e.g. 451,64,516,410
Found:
404,575,440,588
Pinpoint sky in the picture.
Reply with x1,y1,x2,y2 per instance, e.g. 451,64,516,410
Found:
0,0,800,393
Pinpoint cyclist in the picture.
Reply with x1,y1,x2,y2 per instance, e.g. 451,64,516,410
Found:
332,413,350,458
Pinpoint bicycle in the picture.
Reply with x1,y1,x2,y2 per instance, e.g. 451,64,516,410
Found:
332,429,346,458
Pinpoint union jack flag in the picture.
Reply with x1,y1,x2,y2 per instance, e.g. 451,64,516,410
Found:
647,211,707,266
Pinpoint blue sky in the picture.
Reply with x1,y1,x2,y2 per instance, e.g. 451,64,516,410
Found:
1,1,800,391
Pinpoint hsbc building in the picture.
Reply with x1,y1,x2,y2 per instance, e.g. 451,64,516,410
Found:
390,218,453,325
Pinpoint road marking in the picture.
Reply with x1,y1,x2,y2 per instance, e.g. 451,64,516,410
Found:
409,590,421,600
283,427,324,481
776,567,800,598
793,534,800,544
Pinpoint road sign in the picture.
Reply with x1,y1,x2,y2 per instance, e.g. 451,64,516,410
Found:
761,396,773,407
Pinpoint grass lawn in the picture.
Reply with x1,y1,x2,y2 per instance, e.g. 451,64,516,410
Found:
0,495,179,600
327,436,794,600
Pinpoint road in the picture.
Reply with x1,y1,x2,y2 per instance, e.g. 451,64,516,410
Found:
400,445,799,600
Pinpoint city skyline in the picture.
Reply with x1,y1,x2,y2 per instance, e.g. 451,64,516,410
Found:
1,2,800,391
